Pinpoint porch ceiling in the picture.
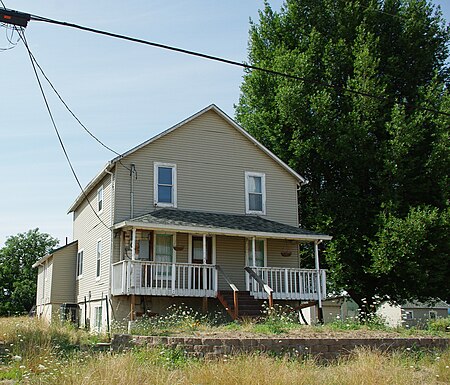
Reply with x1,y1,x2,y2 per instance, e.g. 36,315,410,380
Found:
113,208,332,241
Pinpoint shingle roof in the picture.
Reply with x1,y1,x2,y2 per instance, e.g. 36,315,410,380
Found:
120,208,331,240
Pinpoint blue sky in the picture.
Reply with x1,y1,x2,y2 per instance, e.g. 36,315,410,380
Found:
0,1,449,247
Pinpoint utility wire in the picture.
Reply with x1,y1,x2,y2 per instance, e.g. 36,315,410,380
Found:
27,49,122,157
18,28,110,231
27,12,450,117
23,47,132,172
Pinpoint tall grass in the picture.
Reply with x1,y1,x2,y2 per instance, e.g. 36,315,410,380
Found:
13,347,449,385
1,316,449,384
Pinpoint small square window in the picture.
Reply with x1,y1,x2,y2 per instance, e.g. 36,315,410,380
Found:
404,310,414,320
429,310,437,320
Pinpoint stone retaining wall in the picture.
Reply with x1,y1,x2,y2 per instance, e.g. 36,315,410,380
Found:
112,334,450,360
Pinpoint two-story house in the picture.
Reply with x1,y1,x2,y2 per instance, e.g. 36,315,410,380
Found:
34,105,331,331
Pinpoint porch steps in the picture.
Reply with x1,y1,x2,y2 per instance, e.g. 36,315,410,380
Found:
218,290,264,320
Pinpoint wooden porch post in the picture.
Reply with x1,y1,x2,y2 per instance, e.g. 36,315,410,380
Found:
252,237,256,266
314,240,324,324
131,228,136,260
202,234,208,312
130,294,135,321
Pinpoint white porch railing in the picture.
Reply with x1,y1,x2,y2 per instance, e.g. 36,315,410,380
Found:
111,260,217,297
246,267,327,301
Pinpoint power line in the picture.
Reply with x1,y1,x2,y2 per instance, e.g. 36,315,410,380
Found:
25,11,450,118
17,28,110,231
23,46,132,172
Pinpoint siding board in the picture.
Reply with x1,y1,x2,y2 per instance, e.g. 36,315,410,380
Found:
113,110,299,226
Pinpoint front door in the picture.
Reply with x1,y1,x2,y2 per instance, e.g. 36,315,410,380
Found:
191,236,212,289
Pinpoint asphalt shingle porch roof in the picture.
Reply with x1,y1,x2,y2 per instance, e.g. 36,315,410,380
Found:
114,208,331,241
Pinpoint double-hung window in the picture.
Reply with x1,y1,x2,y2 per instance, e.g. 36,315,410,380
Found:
154,162,177,207
97,186,103,213
245,172,266,214
96,240,102,279
154,233,174,279
246,239,266,267
76,250,83,278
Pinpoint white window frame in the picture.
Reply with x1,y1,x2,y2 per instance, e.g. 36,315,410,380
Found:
76,249,84,279
94,306,103,333
96,239,102,280
97,185,104,213
245,171,266,215
245,238,267,267
429,310,437,320
187,234,216,265
153,232,176,279
404,310,414,320
154,162,177,208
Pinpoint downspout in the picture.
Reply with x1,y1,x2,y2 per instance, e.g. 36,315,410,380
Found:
130,164,136,219
314,240,324,324
105,168,114,324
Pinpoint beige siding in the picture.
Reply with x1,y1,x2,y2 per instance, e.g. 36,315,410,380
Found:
73,173,113,305
267,239,299,268
50,242,77,304
216,235,246,290
36,264,45,307
113,110,299,226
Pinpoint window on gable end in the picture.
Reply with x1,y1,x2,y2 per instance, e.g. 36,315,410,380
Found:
97,186,103,213
96,240,102,279
245,172,266,214
76,250,83,278
154,162,177,207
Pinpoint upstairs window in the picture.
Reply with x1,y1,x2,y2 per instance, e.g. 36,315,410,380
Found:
76,250,83,278
245,172,266,214
97,186,103,213
154,162,177,207
96,240,102,279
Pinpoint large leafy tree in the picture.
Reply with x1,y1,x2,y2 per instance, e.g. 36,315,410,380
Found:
236,0,450,312
0,229,58,315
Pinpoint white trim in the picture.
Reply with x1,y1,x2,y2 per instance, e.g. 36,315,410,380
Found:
76,249,84,279
97,185,104,214
245,171,266,215
68,105,306,213
68,163,112,213
404,310,414,320
188,234,216,264
32,241,78,268
114,220,332,241
152,231,177,263
96,238,102,280
245,238,267,267
154,162,177,208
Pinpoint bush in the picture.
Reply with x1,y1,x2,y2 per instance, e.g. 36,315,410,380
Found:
428,317,450,333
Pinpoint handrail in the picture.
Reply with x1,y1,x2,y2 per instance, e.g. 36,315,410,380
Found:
217,265,239,319
244,266,273,308
216,265,239,292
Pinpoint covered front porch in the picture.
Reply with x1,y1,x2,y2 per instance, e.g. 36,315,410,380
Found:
111,208,331,317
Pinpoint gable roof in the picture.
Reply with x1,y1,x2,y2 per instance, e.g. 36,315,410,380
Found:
68,104,306,213
32,240,78,268
114,208,332,241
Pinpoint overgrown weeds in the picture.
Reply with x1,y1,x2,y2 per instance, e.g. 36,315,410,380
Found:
1,316,449,384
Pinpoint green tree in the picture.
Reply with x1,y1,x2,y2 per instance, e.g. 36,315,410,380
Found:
0,229,58,315
236,0,450,312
